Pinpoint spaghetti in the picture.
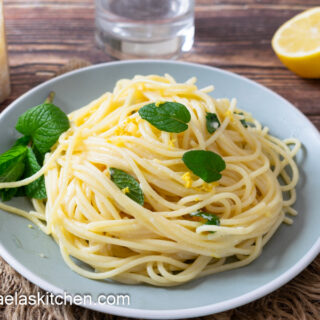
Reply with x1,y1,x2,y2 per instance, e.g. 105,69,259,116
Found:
0,74,300,286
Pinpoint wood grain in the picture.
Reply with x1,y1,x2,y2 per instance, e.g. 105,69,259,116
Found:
1,0,320,130
0,1,319,320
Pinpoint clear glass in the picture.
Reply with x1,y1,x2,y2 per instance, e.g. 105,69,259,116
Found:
95,0,194,59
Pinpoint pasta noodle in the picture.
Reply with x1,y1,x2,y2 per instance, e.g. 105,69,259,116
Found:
0,74,300,286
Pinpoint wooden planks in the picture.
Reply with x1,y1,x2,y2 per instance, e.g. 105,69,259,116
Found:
0,0,319,130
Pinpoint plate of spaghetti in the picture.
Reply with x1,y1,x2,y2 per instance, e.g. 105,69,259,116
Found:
0,60,319,319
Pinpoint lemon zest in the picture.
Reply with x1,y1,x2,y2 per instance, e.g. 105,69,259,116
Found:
168,139,176,148
181,172,193,188
195,182,218,192
114,126,126,136
115,140,125,147
121,187,130,194
224,110,234,122
155,101,163,107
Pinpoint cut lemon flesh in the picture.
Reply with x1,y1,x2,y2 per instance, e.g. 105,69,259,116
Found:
272,7,320,78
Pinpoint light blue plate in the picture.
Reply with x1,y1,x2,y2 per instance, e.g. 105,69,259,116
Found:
0,60,319,319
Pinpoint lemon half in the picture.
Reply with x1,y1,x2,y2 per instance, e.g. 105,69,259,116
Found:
272,7,320,78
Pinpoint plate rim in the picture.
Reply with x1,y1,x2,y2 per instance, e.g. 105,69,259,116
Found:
0,59,319,319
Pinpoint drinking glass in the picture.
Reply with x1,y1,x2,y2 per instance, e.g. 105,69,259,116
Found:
95,0,194,59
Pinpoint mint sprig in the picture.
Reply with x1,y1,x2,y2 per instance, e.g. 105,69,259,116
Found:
182,150,226,183
0,92,69,202
109,168,144,205
138,101,191,133
206,112,220,133
16,102,70,154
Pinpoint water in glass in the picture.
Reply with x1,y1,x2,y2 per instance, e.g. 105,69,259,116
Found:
95,0,194,59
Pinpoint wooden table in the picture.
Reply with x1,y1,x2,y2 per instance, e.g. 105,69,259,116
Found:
0,1,319,319
2,0,320,131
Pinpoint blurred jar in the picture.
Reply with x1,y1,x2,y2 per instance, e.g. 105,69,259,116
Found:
95,0,194,59
0,0,10,104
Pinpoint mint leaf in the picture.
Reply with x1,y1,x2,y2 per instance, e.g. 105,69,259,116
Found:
235,112,248,128
109,168,144,205
32,144,45,165
24,147,47,199
15,103,70,155
13,135,31,147
0,145,27,201
0,145,27,182
182,150,226,183
15,187,26,197
206,113,220,133
0,188,18,202
191,210,220,233
138,102,191,133
240,119,248,128
0,94,66,202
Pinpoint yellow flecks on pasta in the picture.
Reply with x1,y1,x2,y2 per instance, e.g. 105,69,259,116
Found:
106,138,125,147
194,197,200,201
114,118,140,137
122,118,134,125
196,182,218,192
121,187,130,194
168,139,176,148
224,109,234,122
28,224,33,229
115,140,125,147
127,117,138,124
114,126,126,136
181,172,193,188
200,183,213,192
